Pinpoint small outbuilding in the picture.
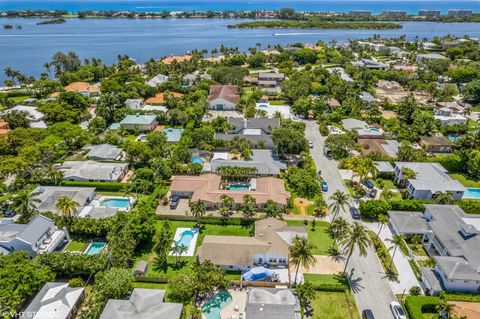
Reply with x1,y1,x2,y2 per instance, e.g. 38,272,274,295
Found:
133,260,148,276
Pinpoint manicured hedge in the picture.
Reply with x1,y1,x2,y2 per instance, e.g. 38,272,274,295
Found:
311,284,348,292
390,199,434,212
456,200,480,215
157,214,256,227
53,181,131,191
404,296,441,319
443,291,480,302
134,276,169,283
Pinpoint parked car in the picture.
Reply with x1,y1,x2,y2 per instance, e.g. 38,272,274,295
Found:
2,210,16,217
350,207,361,220
169,196,180,209
309,140,314,148
390,302,406,319
362,309,375,319
368,189,378,199
321,181,328,192
363,179,374,189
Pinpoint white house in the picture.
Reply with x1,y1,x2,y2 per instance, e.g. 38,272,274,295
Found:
434,108,468,126
59,161,128,182
146,74,169,87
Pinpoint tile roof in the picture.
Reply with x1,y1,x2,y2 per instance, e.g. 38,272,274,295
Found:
208,85,240,104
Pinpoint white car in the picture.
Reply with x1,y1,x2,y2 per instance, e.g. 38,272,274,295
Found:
390,301,406,319
308,140,314,148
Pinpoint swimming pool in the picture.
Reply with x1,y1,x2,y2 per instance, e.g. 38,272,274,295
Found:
228,184,250,191
202,290,232,319
191,155,204,165
84,242,106,255
369,127,380,133
100,198,130,208
463,188,480,199
171,228,199,256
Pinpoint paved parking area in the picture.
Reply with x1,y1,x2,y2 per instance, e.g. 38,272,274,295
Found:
156,198,190,216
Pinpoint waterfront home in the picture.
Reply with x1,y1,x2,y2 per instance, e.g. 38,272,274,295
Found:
208,85,239,110
146,74,169,87
393,162,465,200
170,173,290,209
32,186,96,215
389,205,480,294
64,81,100,96
416,53,448,65
145,92,183,105
58,160,128,182
197,218,305,271
119,114,157,131
1,105,47,128
0,119,11,136
203,149,287,176
84,144,123,161
448,9,473,17
215,117,280,149
100,289,182,319
326,67,353,82
20,282,84,319
358,138,400,157
434,107,468,126
246,287,301,319
161,54,192,65
420,136,454,153
0,215,69,256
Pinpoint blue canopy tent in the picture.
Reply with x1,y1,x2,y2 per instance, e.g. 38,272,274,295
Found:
242,266,274,281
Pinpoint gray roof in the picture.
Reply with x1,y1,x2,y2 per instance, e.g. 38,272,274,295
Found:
425,205,480,281
60,161,128,182
21,282,84,319
388,211,428,234
85,144,123,161
206,150,286,175
360,91,378,102
374,161,395,173
0,223,27,242
33,186,96,214
246,288,300,319
84,207,118,219
421,268,444,292
16,215,54,244
341,118,368,130
394,162,466,194
133,261,148,275
418,53,448,60
100,289,182,319
229,117,280,134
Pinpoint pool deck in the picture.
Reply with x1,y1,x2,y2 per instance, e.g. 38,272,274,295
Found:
169,227,199,256
219,289,247,319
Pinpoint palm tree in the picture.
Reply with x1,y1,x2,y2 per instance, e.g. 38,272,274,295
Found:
241,194,256,218
382,190,395,202
339,222,372,274
295,282,315,312
377,214,389,237
12,190,41,223
402,167,417,180
434,192,454,205
170,241,188,265
55,195,80,218
387,234,405,269
190,200,206,225
330,217,349,241
220,194,234,209
289,236,316,285
328,191,351,222
436,300,455,318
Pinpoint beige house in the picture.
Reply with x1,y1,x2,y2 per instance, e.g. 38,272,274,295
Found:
208,85,240,110
197,218,306,271
169,173,290,209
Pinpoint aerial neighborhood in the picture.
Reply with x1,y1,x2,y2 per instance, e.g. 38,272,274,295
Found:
1,23,480,319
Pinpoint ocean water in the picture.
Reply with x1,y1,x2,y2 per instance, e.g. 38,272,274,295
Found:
1,18,480,81
0,0,478,14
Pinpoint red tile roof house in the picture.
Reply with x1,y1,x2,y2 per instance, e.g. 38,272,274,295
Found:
169,173,290,210
207,85,240,110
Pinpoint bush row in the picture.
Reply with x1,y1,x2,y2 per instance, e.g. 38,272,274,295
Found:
456,200,480,215
442,291,480,302
368,231,398,278
157,214,257,227
48,181,131,191
404,296,441,319
311,284,348,292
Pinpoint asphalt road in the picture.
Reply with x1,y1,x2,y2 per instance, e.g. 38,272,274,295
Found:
304,120,397,319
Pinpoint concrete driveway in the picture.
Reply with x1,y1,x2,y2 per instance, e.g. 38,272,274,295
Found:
304,120,396,319
367,223,422,294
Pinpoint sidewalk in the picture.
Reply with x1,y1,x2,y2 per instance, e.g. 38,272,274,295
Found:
366,223,421,294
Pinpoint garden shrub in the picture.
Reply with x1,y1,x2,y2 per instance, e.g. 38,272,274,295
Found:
319,123,328,136
430,154,463,172
68,277,85,287
358,200,391,221
56,181,131,191
456,200,480,215
404,296,441,319
389,199,433,212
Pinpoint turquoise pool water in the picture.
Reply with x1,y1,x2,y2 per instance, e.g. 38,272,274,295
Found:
369,127,380,133
100,198,130,208
463,188,480,199
177,229,195,248
191,155,204,165
228,184,249,191
202,290,232,319
85,242,106,255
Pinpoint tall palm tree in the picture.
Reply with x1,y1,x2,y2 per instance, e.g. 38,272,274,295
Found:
55,195,80,218
289,236,316,285
435,300,455,318
330,217,349,241
402,167,417,180
190,200,206,225
220,194,234,209
339,222,372,274
241,194,256,218
328,191,351,222
387,234,405,269
12,190,41,223
170,241,188,265
434,192,454,205
377,214,389,237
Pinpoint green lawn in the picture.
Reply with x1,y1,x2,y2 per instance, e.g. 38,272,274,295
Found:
311,291,360,319
132,282,168,290
471,106,480,112
303,274,348,287
10,95,30,103
448,173,480,187
286,220,334,255
269,100,288,105
409,243,428,257
65,238,89,252
134,221,252,277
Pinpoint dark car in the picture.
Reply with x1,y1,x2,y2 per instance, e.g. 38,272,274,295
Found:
363,179,374,189
169,196,180,209
321,181,328,192
350,207,361,220
368,189,378,198
2,210,16,218
362,309,375,319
